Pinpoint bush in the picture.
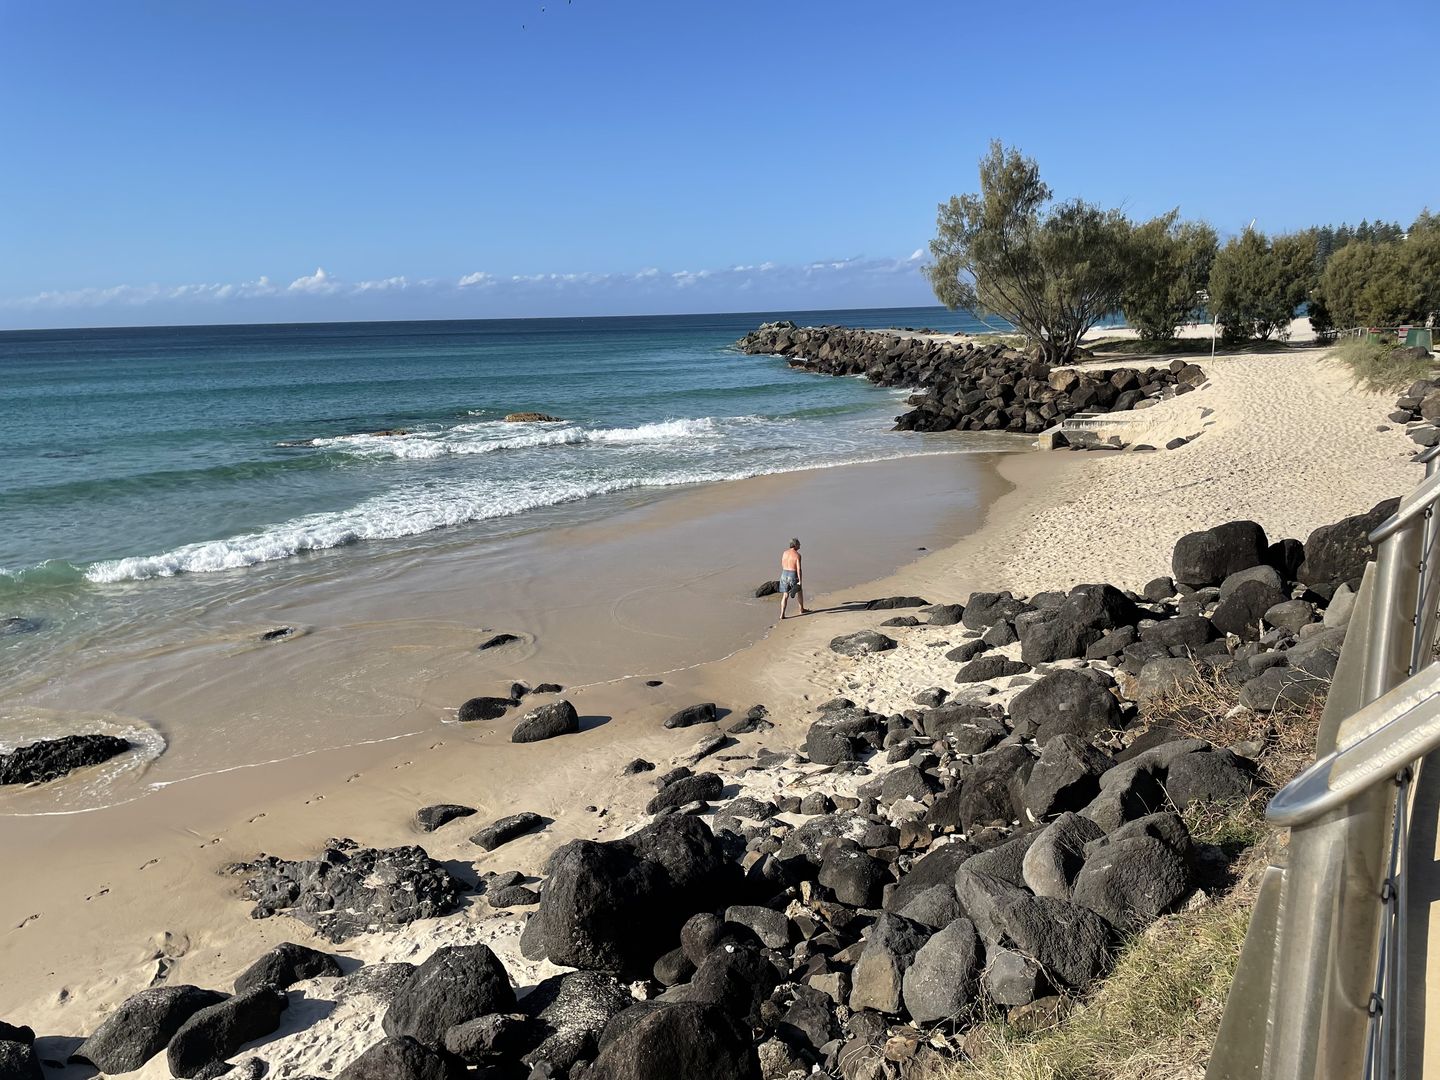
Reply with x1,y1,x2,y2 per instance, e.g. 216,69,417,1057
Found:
1209,230,1317,344
1331,336,1436,393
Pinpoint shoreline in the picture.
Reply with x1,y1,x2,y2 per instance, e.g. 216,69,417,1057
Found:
0,445,1036,1036
0,337,1425,1077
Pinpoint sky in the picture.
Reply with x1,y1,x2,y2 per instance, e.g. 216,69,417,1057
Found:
2,0,1437,330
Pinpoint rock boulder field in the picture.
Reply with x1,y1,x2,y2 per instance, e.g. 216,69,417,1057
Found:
737,322,1203,434
13,502,1397,1080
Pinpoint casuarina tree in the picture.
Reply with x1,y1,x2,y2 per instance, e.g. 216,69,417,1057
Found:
925,142,1132,364
1120,213,1218,341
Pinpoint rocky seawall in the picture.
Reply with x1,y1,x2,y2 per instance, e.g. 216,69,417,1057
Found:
736,322,1205,434
0,497,1392,1080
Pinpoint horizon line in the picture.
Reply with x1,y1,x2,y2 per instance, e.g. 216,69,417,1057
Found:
0,302,960,337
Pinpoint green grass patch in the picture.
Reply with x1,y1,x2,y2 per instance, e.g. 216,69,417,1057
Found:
1331,336,1437,393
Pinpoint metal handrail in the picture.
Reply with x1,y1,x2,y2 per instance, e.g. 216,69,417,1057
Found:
1266,663,1440,826
1210,450,1440,1080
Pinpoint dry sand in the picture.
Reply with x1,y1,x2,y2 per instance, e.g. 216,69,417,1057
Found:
0,338,1423,1077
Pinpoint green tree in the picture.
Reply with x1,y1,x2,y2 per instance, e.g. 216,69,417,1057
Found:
1120,212,1218,340
1208,229,1317,344
1319,233,1440,328
925,141,1132,364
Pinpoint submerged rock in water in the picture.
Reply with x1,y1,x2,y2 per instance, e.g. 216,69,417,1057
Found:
1,616,41,636
504,412,564,423
0,734,132,786
477,633,522,650
232,838,464,942
260,626,295,641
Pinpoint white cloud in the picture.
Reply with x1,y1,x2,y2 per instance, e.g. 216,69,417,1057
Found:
2,252,931,319
288,267,337,294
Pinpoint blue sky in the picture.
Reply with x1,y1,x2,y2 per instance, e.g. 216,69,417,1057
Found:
2,0,1437,329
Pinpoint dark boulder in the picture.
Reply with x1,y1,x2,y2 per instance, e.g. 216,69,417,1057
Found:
470,812,546,851
955,743,1034,830
235,839,463,942
1008,671,1123,744
962,592,1034,630
922,704,1007,755
1211,580,1288,641
1172,520,1268,587
646,772,723,814
829,630,897,657
414,803,475,832
335,1036,449,1080
1298,498,1401,585
669,944,779,1027
167,988,288,1078
1018,612,1099,665
535,815,727,975
234,941,342,994
457,696,513,722
884,841,979,911
1138,615,1217,650
587,1002,760,1080
848,912,932,1014
512,700,580,743
867,596,930,609
804,709,883,765
1072,836,1191,931
955,655,1031,683
818,844,888,907
1022,812,1106,900
1164,750,1255,809
925,603,966,626
382,944,516,1048
664,702,717,729
1022,734,1116,822
0,734,131,786
992,893,1111,992
902,917,982,1024
72,986,228,1074
0,1042,39,1080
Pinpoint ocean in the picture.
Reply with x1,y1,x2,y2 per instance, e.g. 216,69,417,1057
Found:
0,305,1019,811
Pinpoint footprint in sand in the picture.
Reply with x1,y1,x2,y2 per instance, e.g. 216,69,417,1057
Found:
14,913,40,930
346,773,361,783
429,742,444,750
139,858,159,871
84,888,110,902
303,794,326,805
248,812,266,823
198,838,221,848
393,761,413,770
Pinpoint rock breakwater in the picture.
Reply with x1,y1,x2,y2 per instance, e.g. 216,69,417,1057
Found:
737,322,1204,433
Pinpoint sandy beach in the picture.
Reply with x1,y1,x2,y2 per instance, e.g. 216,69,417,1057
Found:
0,334,1424,1076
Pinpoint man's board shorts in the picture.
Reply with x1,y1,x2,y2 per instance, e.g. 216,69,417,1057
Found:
779,569,800,595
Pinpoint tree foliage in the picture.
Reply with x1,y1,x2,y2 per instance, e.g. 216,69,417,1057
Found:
925,142,1133,364
1313,213,1440,329
1208,229,1317,344
1120,213,1218,340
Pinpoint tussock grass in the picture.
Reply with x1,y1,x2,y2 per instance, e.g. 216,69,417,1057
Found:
1331,336,1436,393
931,673,1323,1080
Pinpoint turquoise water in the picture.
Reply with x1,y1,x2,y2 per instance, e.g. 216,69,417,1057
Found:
1,307,996,594
0,305,1024,807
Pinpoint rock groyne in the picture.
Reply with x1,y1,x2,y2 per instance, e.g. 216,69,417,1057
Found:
737,322,1205,434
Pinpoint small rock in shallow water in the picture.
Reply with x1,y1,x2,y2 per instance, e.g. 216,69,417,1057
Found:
0,734,132,786
456,696,513,722
259,626,294,641
477,633,522,650
1,616,41,636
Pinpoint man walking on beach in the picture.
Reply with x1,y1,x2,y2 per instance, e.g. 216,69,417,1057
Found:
779,538,806,619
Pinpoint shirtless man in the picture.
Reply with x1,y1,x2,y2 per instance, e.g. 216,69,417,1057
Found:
779,538,806,619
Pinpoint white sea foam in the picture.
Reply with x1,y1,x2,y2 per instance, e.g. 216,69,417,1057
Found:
81,447,959,584
307,417,728,461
